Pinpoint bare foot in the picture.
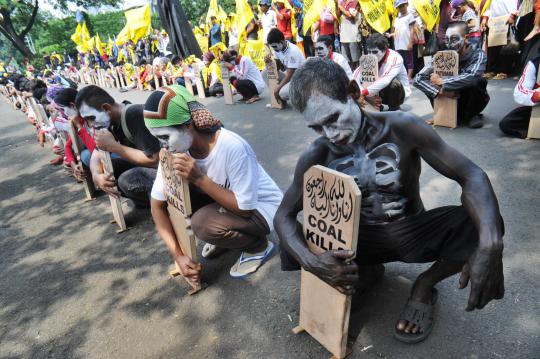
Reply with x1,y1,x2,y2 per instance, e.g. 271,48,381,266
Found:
396,278,434,334
246,96,261,104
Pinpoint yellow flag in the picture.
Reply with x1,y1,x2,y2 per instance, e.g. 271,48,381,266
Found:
302,0,335,34
236,0,255,35
475,0,492,16
71,23,82,45
125,4,152,43
240,39,266,70
207,0,228,24
411,0,441,31
359,0,391,34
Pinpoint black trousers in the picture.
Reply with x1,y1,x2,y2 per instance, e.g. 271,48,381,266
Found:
379,78,405,111
112,158,157,208
499,106,531,139
206,82,224,97
233,79,259,99
280,206,501,271
487,45,514,75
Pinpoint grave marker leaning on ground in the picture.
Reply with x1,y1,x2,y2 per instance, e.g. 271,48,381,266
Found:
433,50,459,128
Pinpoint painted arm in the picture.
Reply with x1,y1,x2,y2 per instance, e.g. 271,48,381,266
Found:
274,141,358,294
403,113,504,311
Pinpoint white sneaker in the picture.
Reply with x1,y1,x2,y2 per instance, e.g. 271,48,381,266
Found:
230,241,275,278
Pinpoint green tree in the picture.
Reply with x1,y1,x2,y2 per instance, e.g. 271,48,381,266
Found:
0,0,119,59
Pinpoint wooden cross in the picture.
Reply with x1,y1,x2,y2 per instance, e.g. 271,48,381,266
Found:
433,50,459,128
293,165,362,359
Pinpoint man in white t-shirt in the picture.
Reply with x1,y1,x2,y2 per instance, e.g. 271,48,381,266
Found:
266,28,306,105
352,33,411,111
259,0,277,44
222,50,266,104
315,35,353,79
144,85,283,280
335,0,362,68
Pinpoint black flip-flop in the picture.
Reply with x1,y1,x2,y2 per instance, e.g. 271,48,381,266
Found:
393,288,438,344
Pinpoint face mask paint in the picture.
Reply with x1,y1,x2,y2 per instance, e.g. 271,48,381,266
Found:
270,43,284,52
149,126,193,154
79,103,111,129
445,28,465,51
367,47,385,62
60,105,78,118
315,44,330,58
303,93,363,146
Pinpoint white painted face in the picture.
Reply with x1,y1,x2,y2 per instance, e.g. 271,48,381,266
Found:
303,93,363,146
367,47,385,62
148,125,193,154
315,42,330,58
445,27,465,51
79,102,111,129
59,105,78,118
270,42,284,52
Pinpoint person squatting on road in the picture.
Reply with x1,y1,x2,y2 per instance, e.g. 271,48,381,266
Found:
222,50,266,104
352,33,412,111
499,53,540,138
75,85,160,208
414,21,490,128
274,58,505,344
144,85,283,279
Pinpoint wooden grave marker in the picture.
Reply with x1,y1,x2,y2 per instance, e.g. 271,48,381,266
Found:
488,15,509,48
184,76,195,95
358,54,380,112
220,63,234,105
68,119,96,200
433,50,459,128
294,165,362,359
194,70,206,99
98,149,128,233
266,55,283,109
527,66,540,140
159,149,205,295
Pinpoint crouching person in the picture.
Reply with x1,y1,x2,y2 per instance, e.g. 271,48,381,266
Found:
75,85,161,208
145,85,283,278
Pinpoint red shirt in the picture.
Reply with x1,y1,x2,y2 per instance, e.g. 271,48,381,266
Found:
277,8,292,39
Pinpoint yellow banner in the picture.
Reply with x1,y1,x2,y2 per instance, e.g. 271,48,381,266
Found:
411,0,441,31
359,0,391,34
236,0,255,35
476,0,492,16
116,4,151,45
241,39,266,70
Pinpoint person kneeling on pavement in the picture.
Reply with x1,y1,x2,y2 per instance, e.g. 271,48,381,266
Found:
499,54,540,139
75,85,160,208
145,85,283,279
414,21,489,128
352,33,411,111
222,50,266,104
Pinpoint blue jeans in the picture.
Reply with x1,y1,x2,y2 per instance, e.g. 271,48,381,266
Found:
81,149,119,167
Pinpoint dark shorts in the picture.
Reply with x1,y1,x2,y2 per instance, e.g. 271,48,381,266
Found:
397,49,414,70
280,206,500,271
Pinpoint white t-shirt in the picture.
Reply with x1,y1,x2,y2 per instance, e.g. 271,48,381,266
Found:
275,42,306,69
484,0,518,17
393,12,415,51
261,9,278,43
339,10,361,43
330,51,353,79
151,128,283,230
232,56,266,94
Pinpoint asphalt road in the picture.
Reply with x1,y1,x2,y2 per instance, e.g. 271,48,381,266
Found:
0,80,538,359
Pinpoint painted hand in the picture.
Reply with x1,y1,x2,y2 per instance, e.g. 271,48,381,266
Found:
459,245,504,311
173,153,204,185
430,73,443,86
94,172,119,198
95,129,119,153
176,255,202,283
307,250,359,295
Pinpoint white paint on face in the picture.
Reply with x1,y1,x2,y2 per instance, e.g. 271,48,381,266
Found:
315,42,330,58
445,27,465,51
148,126,193,154
367,47,385,62
303,93,362,146
60,105,78,118
79,102,111,129
270,42,284,52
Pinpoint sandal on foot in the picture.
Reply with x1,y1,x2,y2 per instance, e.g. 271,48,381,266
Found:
230,241,274,278
394,288,438,344
493,73,507,80
201,243,228,258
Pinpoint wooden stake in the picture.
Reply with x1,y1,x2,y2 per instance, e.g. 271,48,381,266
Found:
220,63,234,105
98,149,128,233
433,51,459,128
297,165,362,359
266,57,283,109
68,119,96,200
359,54,380,112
